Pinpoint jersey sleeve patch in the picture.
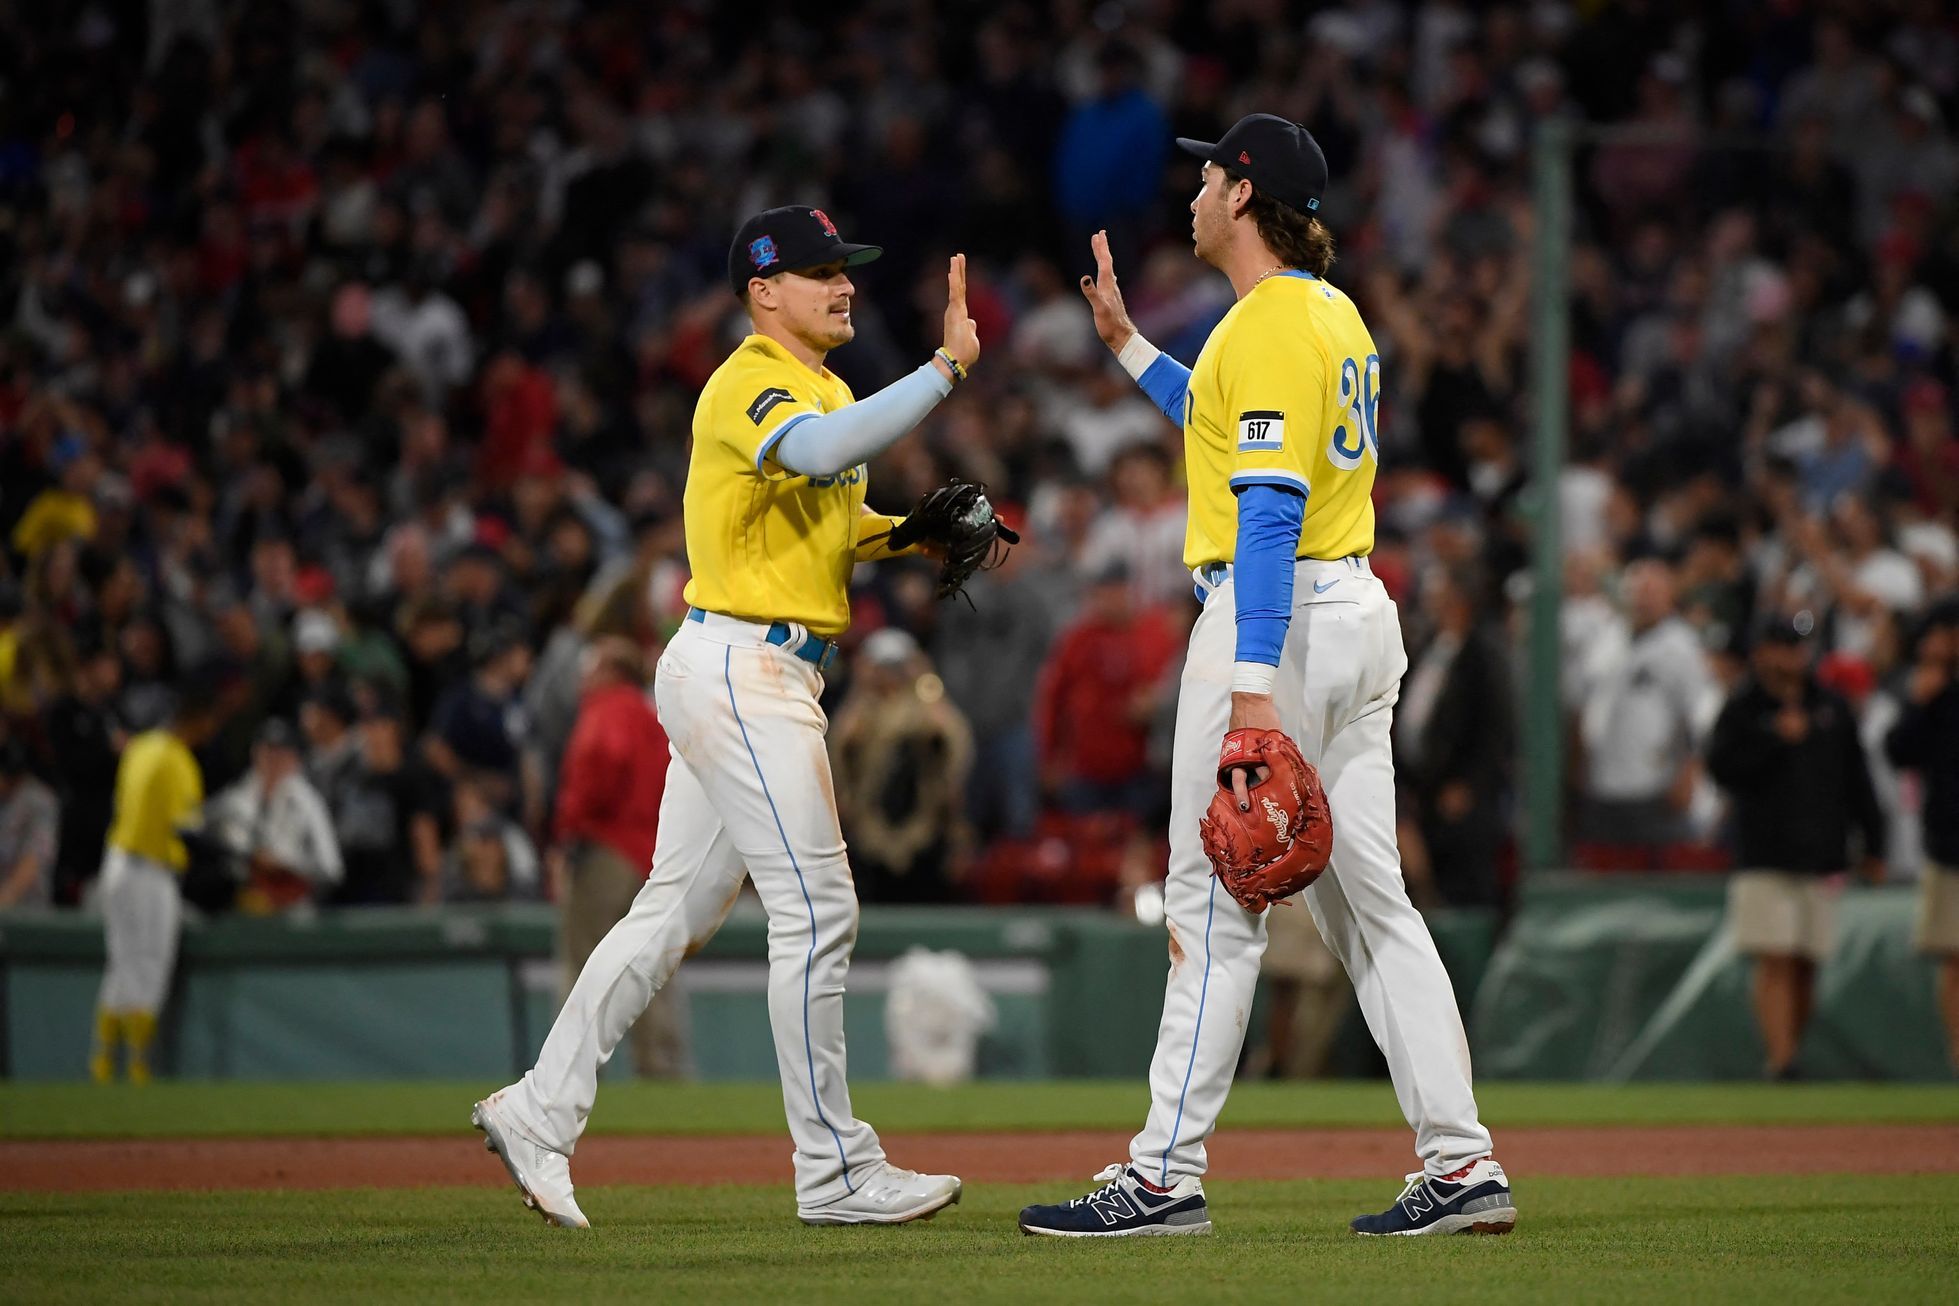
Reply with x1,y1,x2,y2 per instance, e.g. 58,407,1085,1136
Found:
746,387,796,426
1237,410,1285,451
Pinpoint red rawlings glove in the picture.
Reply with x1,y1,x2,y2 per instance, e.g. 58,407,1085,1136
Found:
1197,728,1334,914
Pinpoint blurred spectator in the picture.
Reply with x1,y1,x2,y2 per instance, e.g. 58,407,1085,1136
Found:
1053,42,1169,252
0,738,59,909
442,779,541,903
1248,895,1350,1081
206,719,344,915
1034,564,1180,821
291,609,348,699
931,532,1060,843
43,627,125,905
1573,558,1718,866
1056,366,1165,477
525,554,658,801
425,618,535,820
1707,615,1885,1079
1395,565,1512,909
10,427,101,560
1885,600,1959,1073
551,636,685,1075
1080,444,1189,611
832,630,974,904
330,702,444,907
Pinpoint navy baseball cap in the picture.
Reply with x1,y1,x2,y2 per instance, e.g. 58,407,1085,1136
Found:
728,205,882,295
1176,114,1328,217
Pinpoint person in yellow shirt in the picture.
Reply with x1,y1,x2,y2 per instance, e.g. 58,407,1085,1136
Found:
474,206,979,1231
10,435,100,559
1021,114,1510,1240
91,672,224,1084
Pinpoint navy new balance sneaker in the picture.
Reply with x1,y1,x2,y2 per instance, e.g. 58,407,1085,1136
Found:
1351,1157,1516,1236
1019,1163,1212,1237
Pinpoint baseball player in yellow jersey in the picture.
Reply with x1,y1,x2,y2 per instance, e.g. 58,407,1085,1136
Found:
474,205,980,1229
1019,116,1514,1239
91,676,223,1083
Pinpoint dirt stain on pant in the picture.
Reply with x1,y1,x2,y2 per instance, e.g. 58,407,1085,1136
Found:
1167,924,1186,971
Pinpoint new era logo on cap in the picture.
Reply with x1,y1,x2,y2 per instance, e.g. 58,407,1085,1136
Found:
1239,150,1251,164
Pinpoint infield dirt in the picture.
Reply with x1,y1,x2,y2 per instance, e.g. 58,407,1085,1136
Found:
5,1123,1954,1192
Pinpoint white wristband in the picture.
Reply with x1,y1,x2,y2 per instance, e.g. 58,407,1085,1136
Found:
1232,661,1278,695
1116,333,1162,381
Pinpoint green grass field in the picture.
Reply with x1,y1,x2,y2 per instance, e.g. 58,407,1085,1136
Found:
4,1078,1955,1139
4,1177,1956,1305
4,1080,1956,1303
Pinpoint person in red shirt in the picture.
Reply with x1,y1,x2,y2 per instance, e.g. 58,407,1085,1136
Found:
551,636,688,1077
1034,562,1182,818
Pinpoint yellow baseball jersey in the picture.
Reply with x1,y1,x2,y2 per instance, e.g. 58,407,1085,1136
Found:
1182,271,1379,567
682,334,908,638
107,729,204,872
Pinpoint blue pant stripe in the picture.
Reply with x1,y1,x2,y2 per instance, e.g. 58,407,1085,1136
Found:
723,645,853,1193
1162,876,1218,1187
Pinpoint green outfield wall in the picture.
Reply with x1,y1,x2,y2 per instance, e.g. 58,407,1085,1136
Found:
0,880,1941,1081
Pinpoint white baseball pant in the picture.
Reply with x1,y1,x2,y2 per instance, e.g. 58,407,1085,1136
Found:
1129,556,1493,1183
96,848,183,1014
502,614,884,1206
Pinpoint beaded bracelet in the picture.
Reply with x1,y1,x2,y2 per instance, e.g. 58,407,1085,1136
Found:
934,348,967,384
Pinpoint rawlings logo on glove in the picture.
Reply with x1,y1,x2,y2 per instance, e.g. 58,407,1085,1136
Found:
1198,728,1333,913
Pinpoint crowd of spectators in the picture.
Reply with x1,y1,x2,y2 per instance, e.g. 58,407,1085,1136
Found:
1,1,1957,919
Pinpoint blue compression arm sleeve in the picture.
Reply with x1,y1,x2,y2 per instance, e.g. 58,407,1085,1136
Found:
769,363,953,477
1136,353,1191,426
1234,483,1306,666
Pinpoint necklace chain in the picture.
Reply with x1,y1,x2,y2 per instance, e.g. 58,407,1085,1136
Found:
1252,264,1293,288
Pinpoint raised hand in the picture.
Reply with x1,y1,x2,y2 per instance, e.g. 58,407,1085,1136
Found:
942,253,980,369
1079,229,1139,353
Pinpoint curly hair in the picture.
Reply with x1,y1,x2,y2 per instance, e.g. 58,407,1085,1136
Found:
1223,168,1336,278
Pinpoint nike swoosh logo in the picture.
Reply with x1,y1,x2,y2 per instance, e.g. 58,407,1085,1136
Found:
1313,579,1341,593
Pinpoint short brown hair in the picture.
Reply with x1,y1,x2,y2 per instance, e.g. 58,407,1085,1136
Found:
1224,168,1336,278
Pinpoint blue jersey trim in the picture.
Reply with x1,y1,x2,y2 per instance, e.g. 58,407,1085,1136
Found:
723,644,854,1193
754,411,815,472
1228,468,1311,493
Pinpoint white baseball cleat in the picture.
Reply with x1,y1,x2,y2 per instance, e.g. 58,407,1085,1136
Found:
471,1091,591,1229
797,1163,963,1225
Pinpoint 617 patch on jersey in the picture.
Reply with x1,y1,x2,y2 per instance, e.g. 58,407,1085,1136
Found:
1237,410,1285,451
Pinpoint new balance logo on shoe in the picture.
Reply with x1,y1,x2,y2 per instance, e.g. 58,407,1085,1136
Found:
1088,1189,1139,1225
1354,1159,1516,1237
1020,1163,1213,1238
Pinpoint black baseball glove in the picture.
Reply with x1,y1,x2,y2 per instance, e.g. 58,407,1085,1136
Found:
884,479,1021,600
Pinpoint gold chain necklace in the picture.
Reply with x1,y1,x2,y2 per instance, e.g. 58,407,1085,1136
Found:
1251,265,1294,289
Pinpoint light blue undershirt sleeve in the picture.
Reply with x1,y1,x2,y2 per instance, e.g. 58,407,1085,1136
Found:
1136,353,1191,426
1233,482,1306,666
765,363,954,477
